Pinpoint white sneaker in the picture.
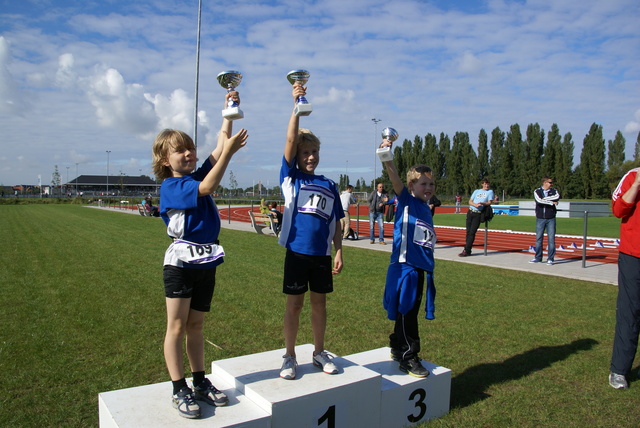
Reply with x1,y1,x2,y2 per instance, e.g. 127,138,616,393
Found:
547,260,554,265
609,372,628,389
280,355,297,380
313,351,338,374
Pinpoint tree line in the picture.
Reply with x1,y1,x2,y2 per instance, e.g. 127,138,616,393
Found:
339,123,640,201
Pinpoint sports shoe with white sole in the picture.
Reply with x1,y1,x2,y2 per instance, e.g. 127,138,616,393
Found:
280,354,297,380
313,351,338,374
194,378,228,407
399,357,430,378
609,372,628,389
172,387,201,419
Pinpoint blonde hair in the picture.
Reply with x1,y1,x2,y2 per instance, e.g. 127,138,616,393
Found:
298,128,321,148
152,129,195,181
406,164,434,184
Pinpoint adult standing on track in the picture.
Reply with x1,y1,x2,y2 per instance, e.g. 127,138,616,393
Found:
529,177,560,265
340,184,356,239
368,182,388,244
459,178,493,257
609,167,640,390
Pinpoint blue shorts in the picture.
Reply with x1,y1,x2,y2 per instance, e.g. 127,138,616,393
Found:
283,249,333,295
163,265,216,312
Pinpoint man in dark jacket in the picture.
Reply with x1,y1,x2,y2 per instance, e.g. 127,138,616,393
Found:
529,177,560,265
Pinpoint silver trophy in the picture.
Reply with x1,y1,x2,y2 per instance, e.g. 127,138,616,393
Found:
377,127,398,162
287,69,312,117
217,71,244,120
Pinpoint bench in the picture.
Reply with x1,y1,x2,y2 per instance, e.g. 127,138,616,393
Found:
137,204,151,217
249,211,279,236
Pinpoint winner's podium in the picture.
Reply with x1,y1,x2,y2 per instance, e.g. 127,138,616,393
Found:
99,345,450,427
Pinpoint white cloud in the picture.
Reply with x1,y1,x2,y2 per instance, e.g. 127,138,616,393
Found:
0,36,29,115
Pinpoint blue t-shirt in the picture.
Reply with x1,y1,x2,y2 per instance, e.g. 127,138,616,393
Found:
389,187,436,272
469,188,494,212
278,156,344,256
160,158,222,268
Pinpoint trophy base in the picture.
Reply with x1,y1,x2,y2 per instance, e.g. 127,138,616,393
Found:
377,147,394,162
294,103,313,117
222,107,244,120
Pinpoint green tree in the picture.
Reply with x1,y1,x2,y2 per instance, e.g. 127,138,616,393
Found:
489,127,506,195
634,131,640,161
477,129,489,181
505,124,524,197
51,165,61,197
542,124,561,181
605,130,626,193
579,123,607,198
523,123,545,193
438,133,452,196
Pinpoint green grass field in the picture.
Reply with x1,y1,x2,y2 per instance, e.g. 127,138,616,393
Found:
0,205,637,427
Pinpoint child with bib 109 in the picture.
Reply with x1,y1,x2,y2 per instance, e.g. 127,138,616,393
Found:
278,82,344,380
151,91,248,419
379,138,437,378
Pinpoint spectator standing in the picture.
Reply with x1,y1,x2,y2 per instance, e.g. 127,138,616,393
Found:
340,185,356,239
368,182,388,244
454,194,461,213
428,194,441,216
608,167,640,389
458,179,494,257
529,177,560,265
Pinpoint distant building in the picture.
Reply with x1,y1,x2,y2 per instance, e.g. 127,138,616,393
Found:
66,175,160,196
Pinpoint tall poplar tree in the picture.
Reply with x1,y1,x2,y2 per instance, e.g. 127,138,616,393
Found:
523,123,544,192
505,124,524,196
579,123,607,198
606,130,626,192
542,124,561,181
477,129,489,181
489,126,506,194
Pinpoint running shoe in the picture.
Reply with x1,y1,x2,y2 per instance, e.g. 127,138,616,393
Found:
172,387,201,419
399,357,430,378
280,354,297,380
194,378,228,407
609,372,628,389
313,351,338,374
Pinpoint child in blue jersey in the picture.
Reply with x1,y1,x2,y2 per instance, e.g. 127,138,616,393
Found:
151,92,248,419
278,82,344,380
379,138,436,378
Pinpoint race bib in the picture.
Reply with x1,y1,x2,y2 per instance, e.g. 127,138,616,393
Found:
413,219,436,249
172,240,225,264
297,184,335,220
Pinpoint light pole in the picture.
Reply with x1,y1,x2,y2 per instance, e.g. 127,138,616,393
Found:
106,150,111,196
371,118,381,189
75,163,79,196
66,166,69,196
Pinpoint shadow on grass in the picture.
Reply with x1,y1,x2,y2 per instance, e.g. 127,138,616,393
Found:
451,338,599,409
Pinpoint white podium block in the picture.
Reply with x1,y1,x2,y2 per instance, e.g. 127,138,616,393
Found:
212,344,382,428
343,347,451,427
98,373,269,428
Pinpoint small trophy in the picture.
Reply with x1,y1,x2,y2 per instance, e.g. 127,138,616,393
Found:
217,71,244,120
377,127,398,162
287,69,312,117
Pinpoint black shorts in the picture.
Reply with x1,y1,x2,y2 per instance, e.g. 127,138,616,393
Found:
163,265,216,312
283,249,333,295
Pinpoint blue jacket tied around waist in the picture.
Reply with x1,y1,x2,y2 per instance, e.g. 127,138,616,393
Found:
383,263,436,321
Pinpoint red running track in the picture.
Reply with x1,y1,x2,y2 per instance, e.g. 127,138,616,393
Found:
219,206,618,265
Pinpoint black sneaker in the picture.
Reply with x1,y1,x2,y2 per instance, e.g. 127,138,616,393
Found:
194,378,229,407
172,387,201,418
399,357,430,378
458,250,469,257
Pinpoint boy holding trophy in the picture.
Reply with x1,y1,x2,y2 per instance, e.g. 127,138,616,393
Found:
277,80,344,380
378,137,437,378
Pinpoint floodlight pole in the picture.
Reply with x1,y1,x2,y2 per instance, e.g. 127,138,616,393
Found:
193,0,203,149
106,150,111,196
371,118,381,189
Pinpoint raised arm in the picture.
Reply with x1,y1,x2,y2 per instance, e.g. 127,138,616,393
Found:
198,127,248,196
209,91,238,165
379,139,404,196
284,84,306,165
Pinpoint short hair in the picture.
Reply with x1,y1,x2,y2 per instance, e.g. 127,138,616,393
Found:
152,129,195,181
298,128,320,148
269,201,277,208
345,184,353,191
481,178,490,185
407,165,433,184
541,176,552,184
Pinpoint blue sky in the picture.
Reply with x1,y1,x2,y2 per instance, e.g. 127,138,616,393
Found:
1,0,638,189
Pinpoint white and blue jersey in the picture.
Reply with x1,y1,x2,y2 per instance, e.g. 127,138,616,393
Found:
389,187,436,272
160,158,224,269
469,188,494,212
278,156,344,256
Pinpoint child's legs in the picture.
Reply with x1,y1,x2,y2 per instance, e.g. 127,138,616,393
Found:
185,309,206,373
164,297,192,381
390,270,425,360
284,294,305,356
310,291,327,354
